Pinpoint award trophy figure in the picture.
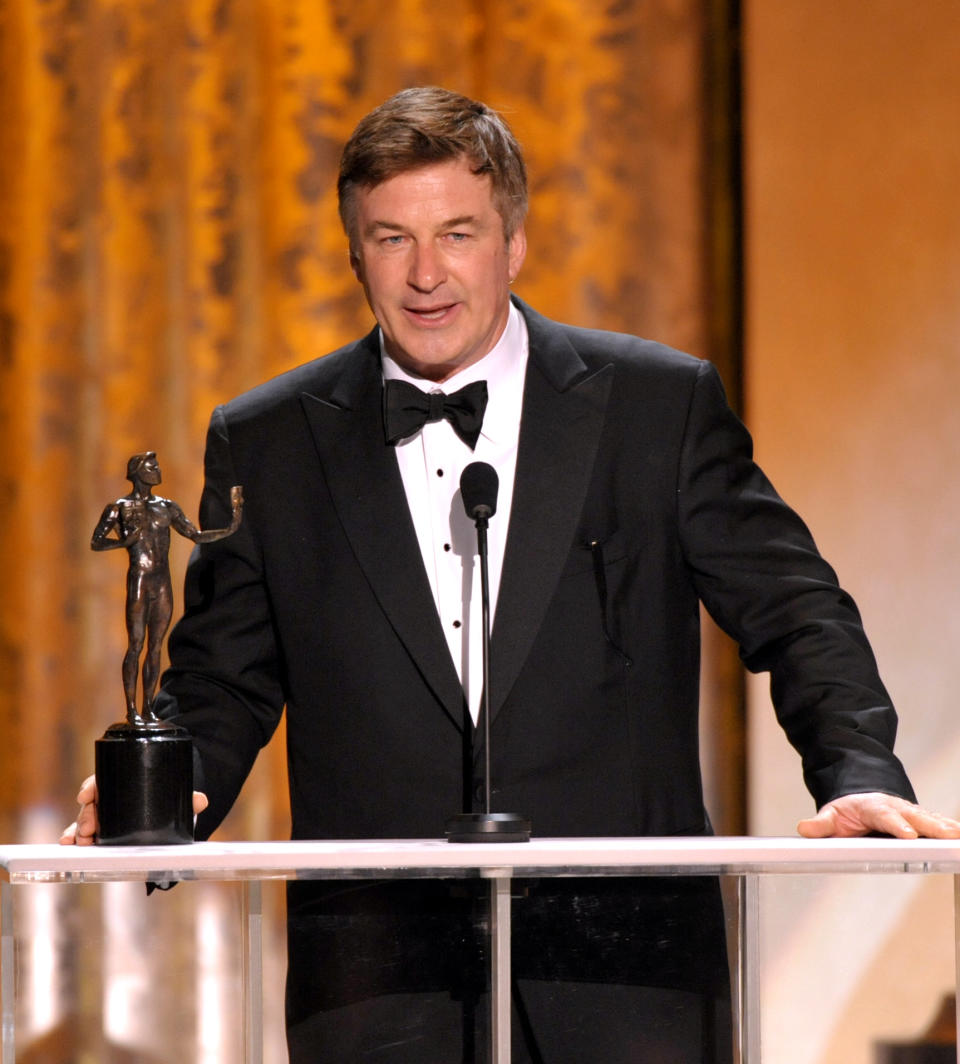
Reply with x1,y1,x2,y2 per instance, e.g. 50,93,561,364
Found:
91,451,243,844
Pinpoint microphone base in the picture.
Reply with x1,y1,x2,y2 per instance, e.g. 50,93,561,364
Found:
445,812,531,843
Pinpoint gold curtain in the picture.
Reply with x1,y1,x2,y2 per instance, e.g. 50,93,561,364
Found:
0,0,741,840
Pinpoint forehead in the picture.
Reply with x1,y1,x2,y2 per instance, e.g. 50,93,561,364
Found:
356,159,498,227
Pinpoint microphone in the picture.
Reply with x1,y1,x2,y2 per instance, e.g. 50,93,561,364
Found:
460,461,498,522
445,463,531,843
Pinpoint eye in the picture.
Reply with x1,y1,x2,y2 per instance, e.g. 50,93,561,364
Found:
446,232,469,242
382,234,405,246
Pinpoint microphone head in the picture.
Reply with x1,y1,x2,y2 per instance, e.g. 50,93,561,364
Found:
460,461,499,521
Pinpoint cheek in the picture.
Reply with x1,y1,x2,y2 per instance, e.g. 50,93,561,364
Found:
359,267,394,308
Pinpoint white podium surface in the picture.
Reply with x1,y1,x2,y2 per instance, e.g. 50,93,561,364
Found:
4,835,960,880
2,837,959,1063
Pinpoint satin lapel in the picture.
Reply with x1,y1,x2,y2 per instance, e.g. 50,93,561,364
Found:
298,337,466,731
489,306,613,722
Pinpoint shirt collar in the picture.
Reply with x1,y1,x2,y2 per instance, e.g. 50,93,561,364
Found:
380,302,528,446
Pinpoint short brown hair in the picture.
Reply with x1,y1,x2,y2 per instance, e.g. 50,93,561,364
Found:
338,87,528,246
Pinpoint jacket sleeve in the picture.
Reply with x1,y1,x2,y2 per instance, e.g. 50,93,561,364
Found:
676,359,916,808
154,405,286,838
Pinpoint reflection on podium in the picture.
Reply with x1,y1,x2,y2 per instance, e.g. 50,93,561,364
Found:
875,994,957,1064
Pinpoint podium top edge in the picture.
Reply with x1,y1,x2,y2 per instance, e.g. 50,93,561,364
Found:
2,836,960,883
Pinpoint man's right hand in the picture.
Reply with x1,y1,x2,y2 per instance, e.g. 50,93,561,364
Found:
59,774,209,845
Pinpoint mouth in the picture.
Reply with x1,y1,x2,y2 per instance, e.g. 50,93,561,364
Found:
403,302,459,326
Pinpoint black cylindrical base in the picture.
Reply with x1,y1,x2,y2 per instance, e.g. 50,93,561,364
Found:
445,812,532,843
95,722,194,845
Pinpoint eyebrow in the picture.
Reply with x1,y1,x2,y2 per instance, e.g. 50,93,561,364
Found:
364,214,482,236
441,215,480,229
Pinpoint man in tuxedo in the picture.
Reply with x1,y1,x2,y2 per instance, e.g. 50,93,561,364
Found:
64,87,960,1060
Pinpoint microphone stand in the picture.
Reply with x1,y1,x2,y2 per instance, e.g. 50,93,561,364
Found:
445,479,530,844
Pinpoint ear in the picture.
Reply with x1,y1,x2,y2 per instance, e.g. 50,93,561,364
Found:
507,224,527,283
349,246,363,283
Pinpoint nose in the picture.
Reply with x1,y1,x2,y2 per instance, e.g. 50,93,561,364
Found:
407,242,445,292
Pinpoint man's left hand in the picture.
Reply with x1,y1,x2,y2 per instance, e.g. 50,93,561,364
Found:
797,792,960,839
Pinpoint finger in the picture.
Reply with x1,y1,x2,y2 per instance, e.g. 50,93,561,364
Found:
867,806,919,839
74,801,99,844
76,774,97,805
59,821,78,845
797,807,837,838
192,791,209,815
899,806,960,839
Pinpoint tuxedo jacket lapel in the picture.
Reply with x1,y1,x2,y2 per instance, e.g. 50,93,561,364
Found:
298,332,467,730
489,302,613,722
294,306,612,736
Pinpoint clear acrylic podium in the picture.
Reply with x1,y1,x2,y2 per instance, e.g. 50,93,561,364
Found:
3,836,960,1063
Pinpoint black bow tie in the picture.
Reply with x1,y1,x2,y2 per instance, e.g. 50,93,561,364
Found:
383,378,488,450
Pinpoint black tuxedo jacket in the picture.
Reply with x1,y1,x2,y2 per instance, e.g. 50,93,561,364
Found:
158,298,915,841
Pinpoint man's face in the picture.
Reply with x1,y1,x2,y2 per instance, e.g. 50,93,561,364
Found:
350,158,526,382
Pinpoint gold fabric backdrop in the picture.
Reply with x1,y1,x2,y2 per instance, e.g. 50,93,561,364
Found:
0,0,741,840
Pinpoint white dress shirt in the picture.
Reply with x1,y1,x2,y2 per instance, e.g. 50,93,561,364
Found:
381,302,528,723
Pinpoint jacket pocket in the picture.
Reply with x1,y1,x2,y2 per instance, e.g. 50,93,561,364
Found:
578,527,632,665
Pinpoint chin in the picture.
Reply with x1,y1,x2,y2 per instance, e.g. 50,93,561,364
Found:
401,348,464,379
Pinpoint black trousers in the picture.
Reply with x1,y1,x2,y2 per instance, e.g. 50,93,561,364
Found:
286,876,733,1063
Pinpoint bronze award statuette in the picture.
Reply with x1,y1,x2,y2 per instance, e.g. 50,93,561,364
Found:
91,452,243,845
